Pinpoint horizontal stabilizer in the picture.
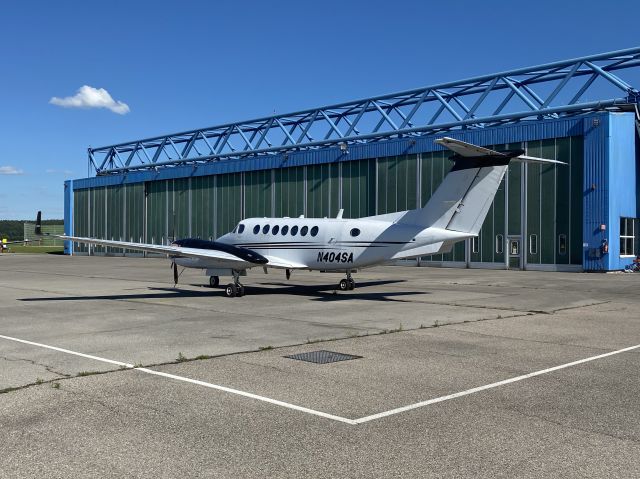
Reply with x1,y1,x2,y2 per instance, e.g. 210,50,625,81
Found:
435,137,505,157
514,155,567,166
435,137,566,165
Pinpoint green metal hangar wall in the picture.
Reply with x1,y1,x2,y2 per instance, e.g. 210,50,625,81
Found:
64,48,640,272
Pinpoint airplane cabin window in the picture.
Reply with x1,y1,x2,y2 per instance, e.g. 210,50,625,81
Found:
253,225,260,234
310,226,319,237
281,225,289,235
350,228,361,237
238,224,245,234
272,225,280,235
291,225,299,236
300,226,308,236
263,225,270,234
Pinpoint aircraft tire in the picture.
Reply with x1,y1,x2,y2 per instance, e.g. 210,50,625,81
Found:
348,279,355,290
339,279,349,291
209,276,220,287
225,283,237,297
238,285,245,297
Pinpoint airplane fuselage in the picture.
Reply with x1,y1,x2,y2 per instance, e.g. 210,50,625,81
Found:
174,216,471,272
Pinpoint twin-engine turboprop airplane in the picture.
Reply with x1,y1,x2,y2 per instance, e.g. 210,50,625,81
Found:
41,138,563,297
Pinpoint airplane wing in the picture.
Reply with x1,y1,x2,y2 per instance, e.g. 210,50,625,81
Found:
60,235,259,268
261,254,308,269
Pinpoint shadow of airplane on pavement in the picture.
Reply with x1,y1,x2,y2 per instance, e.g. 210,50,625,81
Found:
19,279,421,303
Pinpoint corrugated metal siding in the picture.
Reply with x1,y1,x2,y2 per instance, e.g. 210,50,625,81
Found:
72,114,598,191
64,180,72,254
582,113,609,271
606,113,637,270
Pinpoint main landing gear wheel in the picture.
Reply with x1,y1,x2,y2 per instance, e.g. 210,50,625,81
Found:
225,270,245,297
339,272,356,291
225,284,245,297
209,276,220,288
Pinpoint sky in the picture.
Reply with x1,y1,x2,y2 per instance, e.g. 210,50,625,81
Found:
0,0,638,219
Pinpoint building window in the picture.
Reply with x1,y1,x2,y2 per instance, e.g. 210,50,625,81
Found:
238,224,245,234
310,226,319,237
495,234,503,254
620,217,636,256
253,225,260,234
272,225,279,235
558,234,567,255
529,234,538,255
291,225,299,236
281,225,289,235
262,225,270,234
471,237,479,254
300,226,308,236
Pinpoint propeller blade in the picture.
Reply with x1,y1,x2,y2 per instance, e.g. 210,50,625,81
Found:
173,262,178,286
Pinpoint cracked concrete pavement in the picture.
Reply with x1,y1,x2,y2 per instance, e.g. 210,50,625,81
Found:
1,254,640,477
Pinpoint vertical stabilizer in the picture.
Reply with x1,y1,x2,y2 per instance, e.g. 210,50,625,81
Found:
395,137,560,235
35,211,42,236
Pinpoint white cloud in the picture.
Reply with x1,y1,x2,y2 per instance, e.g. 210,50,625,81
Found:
0,166,23,175
50,85,130,115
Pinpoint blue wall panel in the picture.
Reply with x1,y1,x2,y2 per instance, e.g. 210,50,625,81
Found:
582,112,637,271
607,113,637,270
582,114,609,271
63,180,73,254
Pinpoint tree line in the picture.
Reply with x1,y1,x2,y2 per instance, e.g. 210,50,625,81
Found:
0,220,63,240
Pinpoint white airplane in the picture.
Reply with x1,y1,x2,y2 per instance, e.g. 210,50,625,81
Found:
40,138,563,297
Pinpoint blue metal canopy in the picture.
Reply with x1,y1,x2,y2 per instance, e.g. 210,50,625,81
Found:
90,47,640,175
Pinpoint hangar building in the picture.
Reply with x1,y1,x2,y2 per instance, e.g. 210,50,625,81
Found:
64,47,640,272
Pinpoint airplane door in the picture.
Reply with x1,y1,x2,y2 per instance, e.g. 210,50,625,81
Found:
507,236,521,269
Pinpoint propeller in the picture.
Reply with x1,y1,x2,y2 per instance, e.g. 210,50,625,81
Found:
172,261,178,286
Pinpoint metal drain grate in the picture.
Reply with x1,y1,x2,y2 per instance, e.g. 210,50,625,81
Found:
284,350,362,364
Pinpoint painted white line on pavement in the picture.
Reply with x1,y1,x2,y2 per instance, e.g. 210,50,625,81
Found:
353,343,640,424
2,334,638,426
0,333,355,425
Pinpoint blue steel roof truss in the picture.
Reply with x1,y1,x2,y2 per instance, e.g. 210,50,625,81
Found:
90,47,640,175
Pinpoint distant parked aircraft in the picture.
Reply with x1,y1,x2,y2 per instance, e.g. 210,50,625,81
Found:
1,236,31,252
38,138,563,297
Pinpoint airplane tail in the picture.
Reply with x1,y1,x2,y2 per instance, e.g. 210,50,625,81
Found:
398,137,564,235
35,211,42,236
